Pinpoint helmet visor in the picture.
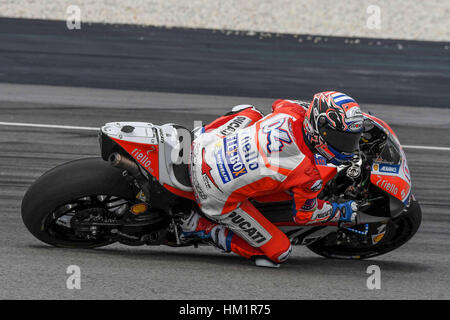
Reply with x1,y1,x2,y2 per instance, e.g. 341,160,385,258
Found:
319,123,362,154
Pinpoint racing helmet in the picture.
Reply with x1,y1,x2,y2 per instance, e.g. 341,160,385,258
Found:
303,91,364,165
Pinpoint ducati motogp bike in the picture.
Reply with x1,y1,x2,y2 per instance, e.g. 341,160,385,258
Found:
22,113,421,260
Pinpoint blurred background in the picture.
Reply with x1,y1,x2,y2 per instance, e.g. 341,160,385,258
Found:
0,0,449,107
0,1,449,300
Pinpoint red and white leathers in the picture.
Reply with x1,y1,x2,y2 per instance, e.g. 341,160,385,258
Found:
188,100,349,264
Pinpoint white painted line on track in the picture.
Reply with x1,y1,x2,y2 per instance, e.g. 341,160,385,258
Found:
402,145,450,151
0,121,98,131
0,121,449,151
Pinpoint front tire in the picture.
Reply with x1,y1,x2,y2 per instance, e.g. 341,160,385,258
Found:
306,197,422,259
21,157,135,248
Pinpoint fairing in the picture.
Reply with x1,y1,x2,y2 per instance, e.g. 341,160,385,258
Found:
100,122,195,199
363,114,411,205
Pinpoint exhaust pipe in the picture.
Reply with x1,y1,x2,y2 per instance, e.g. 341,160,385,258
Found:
109,153,140,176
109,153,151,202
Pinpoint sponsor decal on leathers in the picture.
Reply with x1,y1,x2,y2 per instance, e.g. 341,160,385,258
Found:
219,116,250,136
222,133,259,181
219,209,272,247
201,148,222,191
309,202,333,222
300,198,317,211
262,118,293,153
224,134,248,179
214,148,231,184
190,143,207,200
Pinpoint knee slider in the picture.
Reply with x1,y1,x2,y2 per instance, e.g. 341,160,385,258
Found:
276,245,292,263
266,241,292,264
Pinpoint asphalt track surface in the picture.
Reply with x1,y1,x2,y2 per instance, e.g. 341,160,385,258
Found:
0,83,449,300
0,18,449,300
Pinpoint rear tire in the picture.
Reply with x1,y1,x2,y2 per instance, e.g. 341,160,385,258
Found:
21,157,135,248
306,197,422,259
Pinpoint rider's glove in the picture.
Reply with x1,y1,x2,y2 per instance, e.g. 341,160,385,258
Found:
331,200,358,226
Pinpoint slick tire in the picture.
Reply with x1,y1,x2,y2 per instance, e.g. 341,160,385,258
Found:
306,197,422,260
21,157,135,248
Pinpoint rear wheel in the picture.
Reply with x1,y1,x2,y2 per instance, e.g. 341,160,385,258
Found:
21,157,135,248
306,197,422,259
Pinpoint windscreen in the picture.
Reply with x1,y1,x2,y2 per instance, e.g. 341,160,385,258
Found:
375,136,402,164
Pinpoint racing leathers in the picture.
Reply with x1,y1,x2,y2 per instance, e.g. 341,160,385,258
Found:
186,100,356,264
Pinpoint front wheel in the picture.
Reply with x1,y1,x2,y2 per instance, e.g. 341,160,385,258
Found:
21,157,135,248
306,197,422,259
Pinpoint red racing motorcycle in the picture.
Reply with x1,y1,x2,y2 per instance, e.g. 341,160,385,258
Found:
22,113,421,260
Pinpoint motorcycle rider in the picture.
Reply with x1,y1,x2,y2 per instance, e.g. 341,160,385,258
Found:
182,91,364,267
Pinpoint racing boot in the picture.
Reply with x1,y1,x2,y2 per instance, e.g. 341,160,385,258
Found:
180,211,281,267
180,210,233,252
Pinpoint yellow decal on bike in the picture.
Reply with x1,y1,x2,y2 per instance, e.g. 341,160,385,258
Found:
136,191,146,201
131,203,148,215
371,233,385,244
